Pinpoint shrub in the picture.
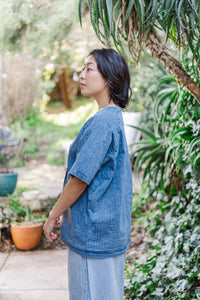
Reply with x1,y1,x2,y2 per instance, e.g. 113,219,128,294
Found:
0,53,39,123
125,73,200,299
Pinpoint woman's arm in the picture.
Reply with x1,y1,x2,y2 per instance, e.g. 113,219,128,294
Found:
43,176,87,242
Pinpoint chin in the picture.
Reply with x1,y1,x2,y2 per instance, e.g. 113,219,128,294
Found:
81,91,92,97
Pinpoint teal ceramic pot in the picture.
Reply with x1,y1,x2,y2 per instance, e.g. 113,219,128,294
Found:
0,172,18,196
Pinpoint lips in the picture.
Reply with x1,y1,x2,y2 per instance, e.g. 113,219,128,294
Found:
80,82,86,87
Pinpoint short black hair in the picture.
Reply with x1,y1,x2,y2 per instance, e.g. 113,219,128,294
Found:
89,48,132,109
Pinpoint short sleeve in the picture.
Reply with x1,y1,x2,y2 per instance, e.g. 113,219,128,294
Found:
68,118,113,185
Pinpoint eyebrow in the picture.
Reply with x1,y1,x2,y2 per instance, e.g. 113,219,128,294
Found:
84,62,95,66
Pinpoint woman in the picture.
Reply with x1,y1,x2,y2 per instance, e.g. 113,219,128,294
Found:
43,48,133,300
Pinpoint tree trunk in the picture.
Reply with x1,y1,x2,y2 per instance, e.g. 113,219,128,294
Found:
59,68,71,108
145,30,200,104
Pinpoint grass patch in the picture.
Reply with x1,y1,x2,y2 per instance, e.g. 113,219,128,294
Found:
10,97,97,166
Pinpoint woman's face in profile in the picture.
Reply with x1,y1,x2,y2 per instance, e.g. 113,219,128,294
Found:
79,55,108,98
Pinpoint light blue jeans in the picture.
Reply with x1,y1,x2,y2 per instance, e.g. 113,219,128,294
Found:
68,248,126,300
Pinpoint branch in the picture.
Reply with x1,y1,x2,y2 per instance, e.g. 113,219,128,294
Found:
145,30,200,104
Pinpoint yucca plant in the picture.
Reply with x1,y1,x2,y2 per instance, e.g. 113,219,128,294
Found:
79,0,200,103
129,75,200,195
130,126,166,183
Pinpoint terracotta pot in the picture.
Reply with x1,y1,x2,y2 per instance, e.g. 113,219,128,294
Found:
11,222,43,250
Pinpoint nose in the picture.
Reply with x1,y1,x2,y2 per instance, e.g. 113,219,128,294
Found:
79,69,86,80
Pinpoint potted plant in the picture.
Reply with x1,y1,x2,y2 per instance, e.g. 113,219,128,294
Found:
0,196,46,250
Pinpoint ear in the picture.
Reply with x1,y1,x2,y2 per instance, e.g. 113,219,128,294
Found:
103,79,108,87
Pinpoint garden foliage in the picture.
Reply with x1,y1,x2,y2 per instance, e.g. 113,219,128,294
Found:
125,53,200,299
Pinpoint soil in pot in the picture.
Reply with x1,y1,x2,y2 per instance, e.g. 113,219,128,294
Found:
11,222,43,250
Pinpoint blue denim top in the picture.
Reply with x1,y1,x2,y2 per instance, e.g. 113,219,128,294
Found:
61,106,133,258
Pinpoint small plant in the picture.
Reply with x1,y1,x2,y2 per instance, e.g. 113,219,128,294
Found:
0,196,46,226
2,195,48,251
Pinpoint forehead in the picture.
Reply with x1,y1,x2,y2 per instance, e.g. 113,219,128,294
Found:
84,55,97,66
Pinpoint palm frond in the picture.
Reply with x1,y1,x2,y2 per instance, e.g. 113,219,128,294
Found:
188,137,200,156
78,0,85,27
122,0,136,26
127,125,158,142
79,0,200,64
105,0,113,33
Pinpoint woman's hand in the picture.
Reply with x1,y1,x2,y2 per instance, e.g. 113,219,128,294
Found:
43,216,58,243
43,177,87,242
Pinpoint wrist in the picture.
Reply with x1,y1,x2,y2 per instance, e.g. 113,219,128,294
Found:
49,210,58,220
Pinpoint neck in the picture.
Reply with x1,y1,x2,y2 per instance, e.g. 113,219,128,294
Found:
98,101,117,110
94,90,117,110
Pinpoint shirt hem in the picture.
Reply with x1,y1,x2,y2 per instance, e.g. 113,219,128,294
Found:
68,170,90,185
61,236,130,258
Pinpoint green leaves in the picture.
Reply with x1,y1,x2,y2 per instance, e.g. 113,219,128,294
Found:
128,125,158,142
125,71,200,298
122,0,136,26
167,262,182,279
79,0,200,62
78,0,85,27
1,0,79,56
105,0,113,33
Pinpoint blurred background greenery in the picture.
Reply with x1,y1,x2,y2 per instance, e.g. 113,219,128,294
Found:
0,0,168,167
